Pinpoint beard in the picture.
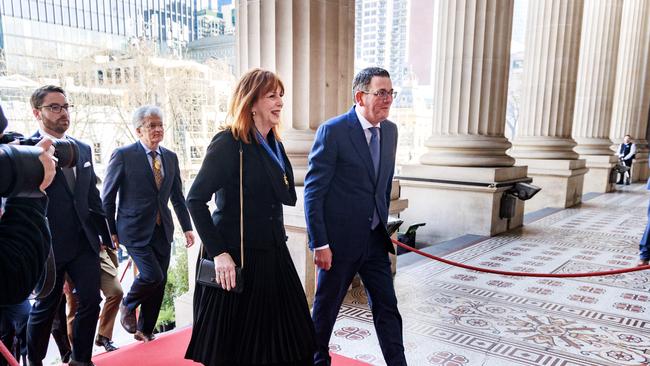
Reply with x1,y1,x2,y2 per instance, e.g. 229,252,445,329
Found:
42,116,69,135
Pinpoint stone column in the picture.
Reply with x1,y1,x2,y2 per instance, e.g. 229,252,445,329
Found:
572,0,623,193
510,0,587,212
399,0,529,243
609,0,650,183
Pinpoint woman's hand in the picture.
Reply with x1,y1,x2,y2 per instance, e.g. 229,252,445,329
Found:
214,252,237,291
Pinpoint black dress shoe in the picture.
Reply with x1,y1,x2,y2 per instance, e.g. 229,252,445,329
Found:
134,330,156,342
68,360,96,366
95,334,119,352
119,301,137,334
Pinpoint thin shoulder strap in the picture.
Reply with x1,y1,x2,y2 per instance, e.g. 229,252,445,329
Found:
239,141,244,268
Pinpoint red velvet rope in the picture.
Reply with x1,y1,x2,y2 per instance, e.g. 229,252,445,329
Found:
119,258,132,284
391,239,650,278
0,340,20,366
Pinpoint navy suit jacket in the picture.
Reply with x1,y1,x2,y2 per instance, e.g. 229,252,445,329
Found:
33,132,104,263
102,141,192,248
304,106,397,257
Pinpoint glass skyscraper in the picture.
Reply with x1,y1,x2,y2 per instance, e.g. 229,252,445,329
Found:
0,0,199,74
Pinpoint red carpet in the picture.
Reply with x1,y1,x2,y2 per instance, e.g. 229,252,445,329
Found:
93,326,369,366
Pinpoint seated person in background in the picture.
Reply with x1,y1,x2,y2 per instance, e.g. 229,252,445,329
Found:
617,134,636,185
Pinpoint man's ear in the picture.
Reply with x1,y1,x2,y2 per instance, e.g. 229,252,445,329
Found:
354,91,365,106
32,108,41,120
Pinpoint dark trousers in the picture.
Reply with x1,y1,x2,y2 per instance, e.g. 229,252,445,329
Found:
50,294,72,359
641,200,650,261
122,225,170,334
27,239,101,363
0,300,30,366
619,159,633,183
312,227,406,366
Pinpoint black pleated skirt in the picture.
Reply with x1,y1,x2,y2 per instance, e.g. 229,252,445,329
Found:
185,244,316,366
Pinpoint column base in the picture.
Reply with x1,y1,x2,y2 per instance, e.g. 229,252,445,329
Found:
516,158,588,212
632,152,649,182
397,164,529,243
580,155,618,193
282,188,316,307
174,292,194,328
175,231,202,327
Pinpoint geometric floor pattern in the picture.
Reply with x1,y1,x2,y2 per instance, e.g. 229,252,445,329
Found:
331,184,650,366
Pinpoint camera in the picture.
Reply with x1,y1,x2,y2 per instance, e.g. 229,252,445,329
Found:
0,132,78,197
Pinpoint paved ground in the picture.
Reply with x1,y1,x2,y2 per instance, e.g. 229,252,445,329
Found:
331,184,650,366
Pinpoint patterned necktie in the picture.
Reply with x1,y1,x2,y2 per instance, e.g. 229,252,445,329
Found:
369,127,380,229
150,151,163,225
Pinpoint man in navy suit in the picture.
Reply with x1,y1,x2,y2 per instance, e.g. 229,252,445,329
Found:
102,105,194,342
305,67,406,366
26,85,103,366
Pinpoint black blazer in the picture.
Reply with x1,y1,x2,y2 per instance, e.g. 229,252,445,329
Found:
33,132,104,262
186,129,296,260
102,141,193,247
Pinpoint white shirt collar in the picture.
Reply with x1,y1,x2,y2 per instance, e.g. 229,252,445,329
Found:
354,106,381,130
38,129,66,140
139,140,161,155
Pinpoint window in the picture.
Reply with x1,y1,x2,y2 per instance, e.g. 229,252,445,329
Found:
190,146,203,160
93,142,102,163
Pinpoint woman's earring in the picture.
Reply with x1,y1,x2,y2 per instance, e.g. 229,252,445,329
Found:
252,111,256,117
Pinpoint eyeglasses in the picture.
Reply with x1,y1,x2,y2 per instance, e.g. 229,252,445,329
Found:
362,89,398,100
143,123,164,130
39,104,73,113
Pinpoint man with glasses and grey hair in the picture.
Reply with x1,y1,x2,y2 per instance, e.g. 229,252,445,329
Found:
102,105,194,343
305,67,406,365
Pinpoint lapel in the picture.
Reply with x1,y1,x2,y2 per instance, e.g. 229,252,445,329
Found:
378,124,391,182
71,136,85,198
252,134,297,205
136,141,157,189
346,107,376,185
159,146,173,192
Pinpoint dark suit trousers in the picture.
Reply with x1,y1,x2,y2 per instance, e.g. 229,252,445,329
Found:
123,225,170,334
312,227,406,366
27,234,101,363
0,300,31,365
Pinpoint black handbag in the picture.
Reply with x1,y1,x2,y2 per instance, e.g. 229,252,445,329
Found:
196,143,244,293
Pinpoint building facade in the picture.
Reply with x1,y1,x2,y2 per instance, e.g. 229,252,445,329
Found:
0,0,199,75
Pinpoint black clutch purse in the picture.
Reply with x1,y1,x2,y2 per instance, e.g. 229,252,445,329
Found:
196,258,244,293
196,142,245,294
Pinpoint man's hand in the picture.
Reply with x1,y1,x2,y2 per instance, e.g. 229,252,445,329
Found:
184,231,195,248
36,138,56,192
214,252,237,291
111,234,120,251
313,248,333,271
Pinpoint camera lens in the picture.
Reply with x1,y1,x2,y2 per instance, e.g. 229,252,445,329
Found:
52,139,78,168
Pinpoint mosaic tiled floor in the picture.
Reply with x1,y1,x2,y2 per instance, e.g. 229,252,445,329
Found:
331,184,650,366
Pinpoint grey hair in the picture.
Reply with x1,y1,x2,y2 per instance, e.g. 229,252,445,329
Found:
132,105,163,129
352,67,391,101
